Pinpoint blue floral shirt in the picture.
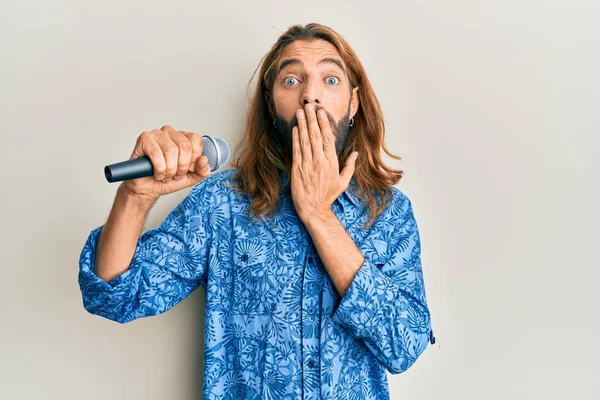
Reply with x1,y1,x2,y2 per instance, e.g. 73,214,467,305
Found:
78,167,435,400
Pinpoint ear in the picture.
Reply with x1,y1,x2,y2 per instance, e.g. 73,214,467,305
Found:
350,86,360,120
265,90,274,118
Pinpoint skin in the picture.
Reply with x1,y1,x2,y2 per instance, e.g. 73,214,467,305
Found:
265,39,360,170
93,39,367,296
264,39,366,298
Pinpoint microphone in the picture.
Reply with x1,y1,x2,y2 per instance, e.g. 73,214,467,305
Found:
104,135,230,183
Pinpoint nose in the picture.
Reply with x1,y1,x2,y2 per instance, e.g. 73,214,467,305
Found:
302,98,319,107
301,80,321,106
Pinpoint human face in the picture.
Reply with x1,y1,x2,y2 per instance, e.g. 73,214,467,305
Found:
272,101,351,165
266,39,359,167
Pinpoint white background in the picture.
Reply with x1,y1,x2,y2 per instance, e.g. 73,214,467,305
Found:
1,1,598,399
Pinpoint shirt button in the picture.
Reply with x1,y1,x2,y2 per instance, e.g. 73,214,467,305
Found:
307,359,316,368
307,307,314,314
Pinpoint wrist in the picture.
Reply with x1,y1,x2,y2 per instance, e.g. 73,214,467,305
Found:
303,209,337,230
117,184,157,212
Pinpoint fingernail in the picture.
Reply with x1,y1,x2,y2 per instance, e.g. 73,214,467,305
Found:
306,104,313,112
298,110,305,119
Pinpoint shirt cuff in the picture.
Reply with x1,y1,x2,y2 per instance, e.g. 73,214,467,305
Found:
78,225,143,292
330,257,395,337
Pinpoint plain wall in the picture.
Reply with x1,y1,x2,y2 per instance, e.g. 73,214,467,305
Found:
1,1,598,399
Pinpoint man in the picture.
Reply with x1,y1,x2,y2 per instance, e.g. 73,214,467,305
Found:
79,22,435,400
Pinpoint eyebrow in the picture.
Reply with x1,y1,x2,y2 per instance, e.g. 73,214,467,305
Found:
276,57,346,77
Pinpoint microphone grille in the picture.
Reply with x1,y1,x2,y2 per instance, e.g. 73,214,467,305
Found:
202,135,230,171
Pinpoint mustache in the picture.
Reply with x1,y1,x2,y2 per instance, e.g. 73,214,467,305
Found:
272,106,352,161
288,108,338,137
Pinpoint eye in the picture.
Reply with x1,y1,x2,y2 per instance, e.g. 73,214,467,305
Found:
327,76,340,85
284,77,298,86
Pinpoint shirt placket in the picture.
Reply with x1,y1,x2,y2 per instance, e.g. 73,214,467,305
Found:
301,249,321,400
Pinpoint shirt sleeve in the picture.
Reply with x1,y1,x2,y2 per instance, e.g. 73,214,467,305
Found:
331,190,434,374
77,178,215,324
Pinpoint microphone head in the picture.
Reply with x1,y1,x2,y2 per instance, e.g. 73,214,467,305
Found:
202,135,230,171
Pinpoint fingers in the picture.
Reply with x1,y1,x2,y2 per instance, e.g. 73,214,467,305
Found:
182,132,202,172
303,105,324,162
182,132,210,177
316,108,336,161
296,108,312,166
193,156,211,179
153,126,180,182
135,131,167,181
135,125,207,183
340,151,358,188
292,125,302,167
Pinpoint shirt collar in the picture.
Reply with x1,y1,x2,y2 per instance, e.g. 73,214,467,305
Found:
280,170,361,208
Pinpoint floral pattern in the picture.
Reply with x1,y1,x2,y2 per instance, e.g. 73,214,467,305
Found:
78,168,435,399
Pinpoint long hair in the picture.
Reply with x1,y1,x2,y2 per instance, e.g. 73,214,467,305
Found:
228,22,403,230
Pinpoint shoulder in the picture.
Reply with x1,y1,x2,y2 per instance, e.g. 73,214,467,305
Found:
383,186,416,221
389,186,411,206
188,167,244,202
189,167,236,191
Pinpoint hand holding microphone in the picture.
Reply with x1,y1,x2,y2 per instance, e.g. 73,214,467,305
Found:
105,125,229,202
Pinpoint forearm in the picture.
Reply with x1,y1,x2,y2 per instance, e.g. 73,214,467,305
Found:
304,210,364,298
94,185,157,282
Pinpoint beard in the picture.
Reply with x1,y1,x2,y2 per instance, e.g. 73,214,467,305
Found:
272,104,352,167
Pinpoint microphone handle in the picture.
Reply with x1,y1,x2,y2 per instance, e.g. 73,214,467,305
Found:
105,135,228,183
104,155,156,183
